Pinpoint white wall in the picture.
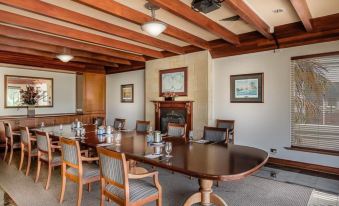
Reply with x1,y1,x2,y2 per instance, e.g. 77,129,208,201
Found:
106,70,145,129
213,40,339,168
0,66,76,115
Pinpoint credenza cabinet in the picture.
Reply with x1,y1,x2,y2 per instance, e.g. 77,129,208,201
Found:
0,113,104,141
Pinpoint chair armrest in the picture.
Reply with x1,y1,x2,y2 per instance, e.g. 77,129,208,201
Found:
128,171,158,179
30,137,37,142
51,141,59,145
81,156,99,162
51,144,61,149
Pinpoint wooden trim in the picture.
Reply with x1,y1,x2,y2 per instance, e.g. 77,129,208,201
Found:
268,157,339,176
0,0,184,55
0,25,145,62
291,51,339,60
0,10,163,58
290,0,313,32
75,0,210,49
159,67,188,97
149,0,239,45
223,0,273,39
285,146,339,156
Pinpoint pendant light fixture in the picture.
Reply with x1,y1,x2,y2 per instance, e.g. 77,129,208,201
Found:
141,3,167,37
56,47,74,63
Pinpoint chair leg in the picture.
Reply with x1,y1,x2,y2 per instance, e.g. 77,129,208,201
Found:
25,153,32,176
100,179,105,206
59,165,66,204
35,159,41,183
3,139,8,161
156,190,162,206
77,181,83,206
87,183,91,192
45,164,52,190
19,146,24,171
8,146,14,165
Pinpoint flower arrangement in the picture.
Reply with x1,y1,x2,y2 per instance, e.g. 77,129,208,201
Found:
163,91,177,101
19,85,42,105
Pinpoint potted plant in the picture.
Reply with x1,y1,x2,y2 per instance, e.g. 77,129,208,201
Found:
163,91,177,101
20,85,43,117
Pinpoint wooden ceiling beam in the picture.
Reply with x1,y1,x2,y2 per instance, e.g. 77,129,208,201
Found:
0,10,164,58
149,0,239,45
106,62,145,74
290,0,313,32
0,44,118,67
75,0,210,49
0,24,145,62
223,0,273,39
0,0,184,55
0,36,131,65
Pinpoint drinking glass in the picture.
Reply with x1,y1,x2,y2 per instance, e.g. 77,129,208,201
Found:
81,128,86,138
118,123,122,131
189,130,194,141
165,142,173,157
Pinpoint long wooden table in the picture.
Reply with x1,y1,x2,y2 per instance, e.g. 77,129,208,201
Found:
35,125,268,206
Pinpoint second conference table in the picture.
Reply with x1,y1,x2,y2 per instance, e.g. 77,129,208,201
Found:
33,124,268,206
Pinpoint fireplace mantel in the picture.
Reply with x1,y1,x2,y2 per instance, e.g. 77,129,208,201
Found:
152,101,193,138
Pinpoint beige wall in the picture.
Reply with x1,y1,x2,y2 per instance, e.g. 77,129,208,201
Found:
145,51,212,138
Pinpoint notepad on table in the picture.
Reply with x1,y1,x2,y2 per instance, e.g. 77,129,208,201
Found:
144,154,163,159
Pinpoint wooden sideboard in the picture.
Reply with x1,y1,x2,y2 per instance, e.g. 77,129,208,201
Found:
0,113,105,141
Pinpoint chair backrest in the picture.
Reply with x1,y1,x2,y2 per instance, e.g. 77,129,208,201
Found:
3,122,13,140
167,123,186,138
60,137,81,169
93,117,105,127
203,126,228,143
19,126,31,146
36,130,51,155
97,147,128,202
83,124,96,133
113,118,126,130
136,120,150,132
216,119,234,130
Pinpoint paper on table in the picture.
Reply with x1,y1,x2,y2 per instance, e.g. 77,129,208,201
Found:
97,143,114,147
193,139,210,144
144,154,163,159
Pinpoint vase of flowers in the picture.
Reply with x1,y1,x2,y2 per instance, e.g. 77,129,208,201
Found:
20,85,42,117
163,92,177,101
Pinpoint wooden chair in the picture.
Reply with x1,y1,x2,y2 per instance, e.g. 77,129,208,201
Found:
35,131,62,190
216,119,235,144
203,126,228,144
165,123,187,142
135,120,150,133
83,124,96,133
97,147,162,206
3,122,21,165
18,127,38,176
59,137,100,206
113,118,126,130
93,117,105,127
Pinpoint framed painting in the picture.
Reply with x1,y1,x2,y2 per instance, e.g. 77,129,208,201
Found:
230,73,264,103
159,67,187,96
4,75,53,108
121,84,134,103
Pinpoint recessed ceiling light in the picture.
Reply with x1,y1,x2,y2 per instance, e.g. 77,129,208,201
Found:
272,8,284,14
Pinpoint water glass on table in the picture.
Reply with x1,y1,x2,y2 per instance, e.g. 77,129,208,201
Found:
165,142,173,157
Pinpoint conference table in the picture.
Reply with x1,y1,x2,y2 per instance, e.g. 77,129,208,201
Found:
34,124,269,206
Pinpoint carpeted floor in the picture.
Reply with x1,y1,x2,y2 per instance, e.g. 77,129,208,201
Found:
0,152,314,206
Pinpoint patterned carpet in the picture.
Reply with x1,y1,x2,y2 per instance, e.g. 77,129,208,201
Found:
0,152,313,206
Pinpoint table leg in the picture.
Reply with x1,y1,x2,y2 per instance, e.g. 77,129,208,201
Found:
183,179,227,206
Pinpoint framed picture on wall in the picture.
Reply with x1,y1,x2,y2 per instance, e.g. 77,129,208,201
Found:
159,67,187,97
230,73,264,103
121,84,134,103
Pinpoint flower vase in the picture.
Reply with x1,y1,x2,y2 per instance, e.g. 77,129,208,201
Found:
27,105,35,117
164,96,175,101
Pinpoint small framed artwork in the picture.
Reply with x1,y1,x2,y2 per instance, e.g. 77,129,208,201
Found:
159,67,187,97
230,73,264,103
121,84,134,103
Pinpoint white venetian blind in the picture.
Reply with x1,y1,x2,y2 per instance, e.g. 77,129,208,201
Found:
291,54,339,152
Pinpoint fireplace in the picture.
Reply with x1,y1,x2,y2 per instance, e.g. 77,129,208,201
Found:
152,101,193,137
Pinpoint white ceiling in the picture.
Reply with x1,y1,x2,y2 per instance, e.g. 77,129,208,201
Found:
0,0,338,54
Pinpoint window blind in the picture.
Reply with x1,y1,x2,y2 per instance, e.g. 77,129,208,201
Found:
291,54,339,152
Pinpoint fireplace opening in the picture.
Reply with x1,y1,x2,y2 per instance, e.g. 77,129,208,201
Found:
160,109,186,133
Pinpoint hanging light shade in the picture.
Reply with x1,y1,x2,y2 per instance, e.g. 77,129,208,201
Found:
141,21,167,37
56,54,74,63
141,3,167,37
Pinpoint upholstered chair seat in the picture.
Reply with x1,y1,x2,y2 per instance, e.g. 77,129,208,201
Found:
105,179,158,203
40,154,62,164
66,163,99,179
